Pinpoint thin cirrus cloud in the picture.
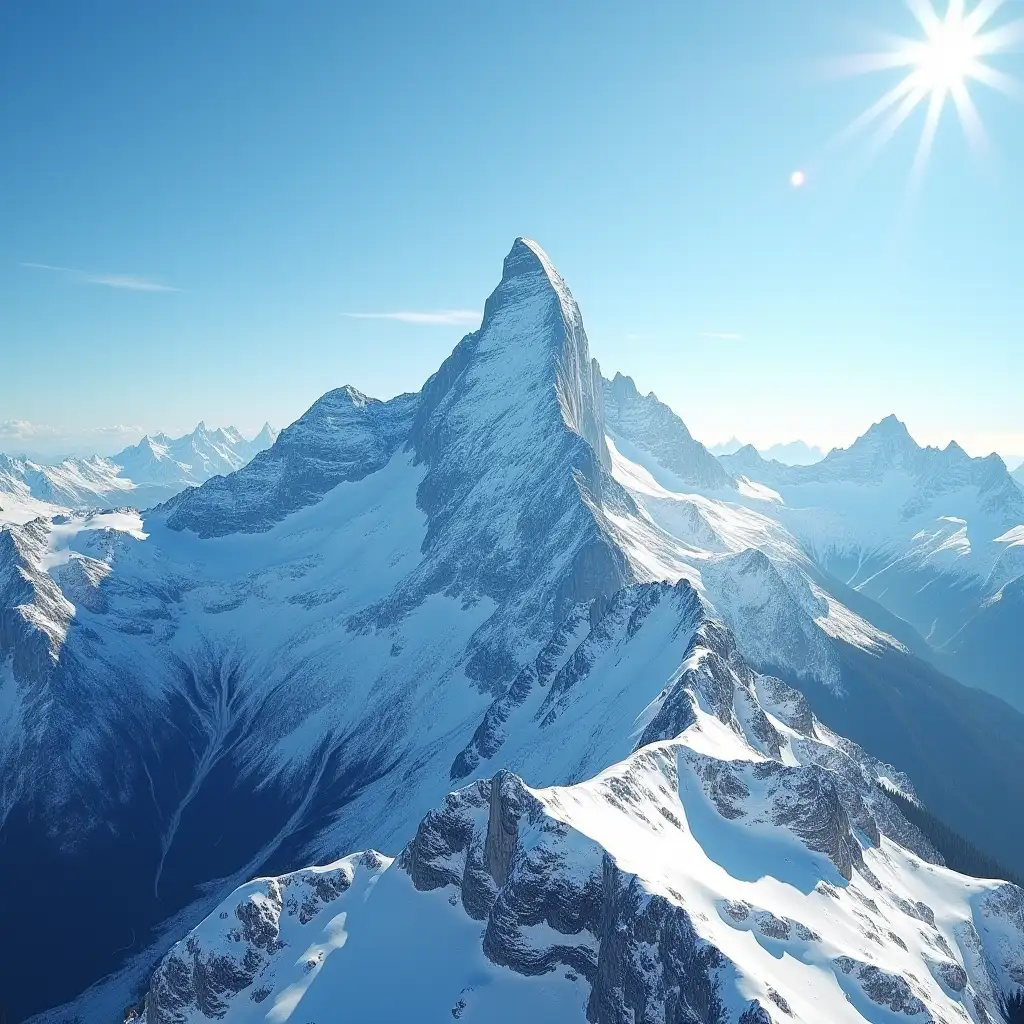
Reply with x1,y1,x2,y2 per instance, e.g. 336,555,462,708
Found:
0,419,143,441
343,309,481,326
20,261,179,292
700,331,743,341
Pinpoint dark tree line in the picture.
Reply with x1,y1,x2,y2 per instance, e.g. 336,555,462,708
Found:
879,782,1024,887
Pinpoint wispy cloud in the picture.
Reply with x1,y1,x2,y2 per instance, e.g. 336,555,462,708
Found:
700,331,743,342
0,420,146,459
20,261,179,292
0,419,58,441
343,309,481,326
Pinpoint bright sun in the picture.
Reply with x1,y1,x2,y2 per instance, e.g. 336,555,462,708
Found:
915,10,980,89
835,0,1023,179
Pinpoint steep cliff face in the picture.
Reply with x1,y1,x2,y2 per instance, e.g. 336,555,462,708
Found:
392,237,631,675
8,238,1024,1024
2,239,637,1022
139,650,1024,1024
603,372,734,491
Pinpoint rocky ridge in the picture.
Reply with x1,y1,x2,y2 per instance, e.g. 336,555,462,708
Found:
4,238,1024,1023
139,617,1024,1024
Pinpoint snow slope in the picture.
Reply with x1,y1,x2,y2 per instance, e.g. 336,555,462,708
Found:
140,611,1024,1024
4,238,1024,1023
718,421,1024,643
0,422,276,513
709,419,1024,710
598,384,1024,856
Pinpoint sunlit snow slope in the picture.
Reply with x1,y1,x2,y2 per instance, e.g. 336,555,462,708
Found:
140,620,1024,1024
3,239,1023,1024
0,422,276,513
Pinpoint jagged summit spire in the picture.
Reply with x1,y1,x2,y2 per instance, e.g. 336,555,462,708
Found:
484,237,575,329
500,237,552,279
471,238,610,473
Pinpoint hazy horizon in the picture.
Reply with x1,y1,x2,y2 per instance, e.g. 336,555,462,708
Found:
3,364,1022,470
3,2,1022,459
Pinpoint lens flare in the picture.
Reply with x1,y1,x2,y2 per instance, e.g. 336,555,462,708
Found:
832,0,1023,179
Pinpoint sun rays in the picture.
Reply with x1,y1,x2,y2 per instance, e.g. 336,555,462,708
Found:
833,0,1023,180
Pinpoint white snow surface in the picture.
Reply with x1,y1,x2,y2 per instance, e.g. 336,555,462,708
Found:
7,238,1023,1024
602,434,900,688
139,635,1024,1024
0,422,275,512
717,423,1024,629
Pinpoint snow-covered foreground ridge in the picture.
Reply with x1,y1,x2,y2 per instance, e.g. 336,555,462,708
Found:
141,647,1024,1024
4,238,1024,1022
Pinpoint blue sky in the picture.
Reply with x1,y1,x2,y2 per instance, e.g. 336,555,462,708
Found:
2,1,1022,461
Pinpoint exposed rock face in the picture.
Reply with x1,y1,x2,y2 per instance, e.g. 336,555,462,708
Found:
602,372,734,490
165,388,417,537
0,519,73,685
587,858,725,1024
143,852,389,1024
402,771,605,983
9,236,1024,1024
833,957,928,1016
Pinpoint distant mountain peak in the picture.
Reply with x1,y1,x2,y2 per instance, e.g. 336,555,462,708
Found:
602,373,734,491
860,414,916,447
254,421,277,443
708,436,744,457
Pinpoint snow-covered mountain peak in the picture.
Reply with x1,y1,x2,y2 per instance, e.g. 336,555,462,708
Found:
724,444,765,473
865,412,913,441
251,422,278,448
602,372,734,491
497,235,564,291
9,237,1024,1023
135,603,1024,1024
164,387,417,538
475,237,609,468
838,413,918,468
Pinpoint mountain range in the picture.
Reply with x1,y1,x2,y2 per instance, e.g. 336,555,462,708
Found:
709,438,826,466
717,423,1024,711
2,239,1023,1024
0,422,277,519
